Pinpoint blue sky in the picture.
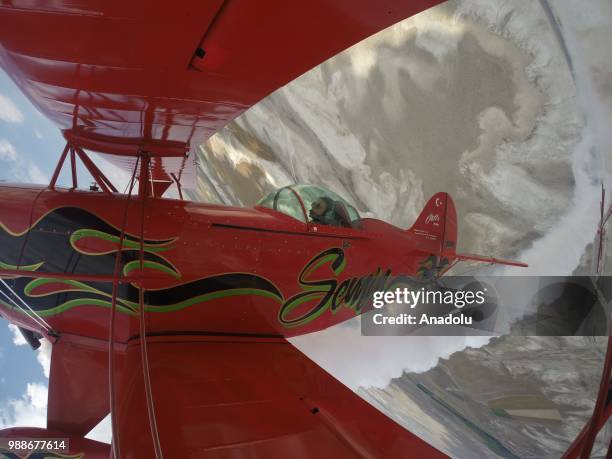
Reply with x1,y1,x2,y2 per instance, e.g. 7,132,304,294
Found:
0,69,64,184
0,324,50,429
0,68,98,187
0,325,48,403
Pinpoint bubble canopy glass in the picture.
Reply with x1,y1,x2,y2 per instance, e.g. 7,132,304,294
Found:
257,184,360,226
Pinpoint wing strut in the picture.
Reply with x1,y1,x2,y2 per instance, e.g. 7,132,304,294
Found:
48,142,119,194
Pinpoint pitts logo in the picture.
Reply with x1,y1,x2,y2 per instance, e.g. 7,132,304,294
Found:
424,213,440,225
278,248,395,328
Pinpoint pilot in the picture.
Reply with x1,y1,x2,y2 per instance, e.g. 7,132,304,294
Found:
309,197,341,226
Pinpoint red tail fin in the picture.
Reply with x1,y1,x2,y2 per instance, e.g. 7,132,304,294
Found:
410,192,527,271
409,192,457,259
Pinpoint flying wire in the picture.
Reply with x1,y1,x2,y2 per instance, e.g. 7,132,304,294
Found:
138,155,164,459
0,278,53,333
0,284,50,333
108,154,140,459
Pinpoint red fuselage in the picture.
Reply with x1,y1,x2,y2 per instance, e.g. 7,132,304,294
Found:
0,184,446,342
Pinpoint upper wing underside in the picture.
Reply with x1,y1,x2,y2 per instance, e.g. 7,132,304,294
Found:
0,0,443,186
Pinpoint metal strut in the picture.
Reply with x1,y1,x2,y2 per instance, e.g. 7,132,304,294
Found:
49,141,118,194
49,143,70,189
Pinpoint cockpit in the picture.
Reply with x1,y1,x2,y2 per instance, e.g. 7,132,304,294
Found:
257,184,361,228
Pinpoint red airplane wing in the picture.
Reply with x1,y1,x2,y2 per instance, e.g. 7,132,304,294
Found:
113,335,448,457
29,334,448,457
46,336,122,437
0,0,444,187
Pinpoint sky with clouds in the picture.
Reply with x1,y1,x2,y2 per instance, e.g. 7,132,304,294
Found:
0,325,49,429
0,70,64,184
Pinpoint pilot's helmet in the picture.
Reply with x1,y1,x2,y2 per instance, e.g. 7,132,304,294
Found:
318,197,335,214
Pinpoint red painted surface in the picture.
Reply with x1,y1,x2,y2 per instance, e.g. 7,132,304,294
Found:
0,0,444,186
46,338,125,437
114,336,448,458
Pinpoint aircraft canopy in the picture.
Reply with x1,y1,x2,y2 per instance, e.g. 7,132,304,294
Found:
257,184,360,227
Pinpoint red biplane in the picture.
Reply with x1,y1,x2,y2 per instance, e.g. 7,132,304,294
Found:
10,1,609,458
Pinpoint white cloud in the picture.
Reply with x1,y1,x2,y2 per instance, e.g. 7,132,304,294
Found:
7,324,52,377
0,329,51,430
36,339,51,378
26,163,48,184
0,140,47,184
34,129,43,139
0,382,48,429
27,382,47,409
8,323,27,346
0,94,24,123
0,139,17,162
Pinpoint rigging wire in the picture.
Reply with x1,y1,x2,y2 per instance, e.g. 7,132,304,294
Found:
0,284,49,333
138,154,164,459
108,154,140,459
0,278,53,333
